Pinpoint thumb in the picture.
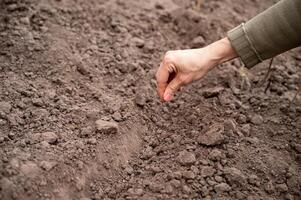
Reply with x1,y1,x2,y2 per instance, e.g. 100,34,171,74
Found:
163,76,182,102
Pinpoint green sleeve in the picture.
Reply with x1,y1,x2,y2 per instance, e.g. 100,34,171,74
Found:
227,0,301,68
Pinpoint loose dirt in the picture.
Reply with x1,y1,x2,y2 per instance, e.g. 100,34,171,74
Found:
0,0,300,199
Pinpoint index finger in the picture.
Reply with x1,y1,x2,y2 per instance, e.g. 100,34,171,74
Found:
156,62,170,101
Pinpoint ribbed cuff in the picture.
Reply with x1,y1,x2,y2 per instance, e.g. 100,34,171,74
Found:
227,24,261,68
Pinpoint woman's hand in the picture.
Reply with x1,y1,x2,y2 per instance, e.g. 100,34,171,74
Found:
156,37,237,102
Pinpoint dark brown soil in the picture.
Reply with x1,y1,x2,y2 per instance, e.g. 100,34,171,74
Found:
0,0,300,199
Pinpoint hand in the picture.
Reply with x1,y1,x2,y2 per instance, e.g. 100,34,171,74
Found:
156,37,237,102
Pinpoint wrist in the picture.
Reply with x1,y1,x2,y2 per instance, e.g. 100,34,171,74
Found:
208,37,238,65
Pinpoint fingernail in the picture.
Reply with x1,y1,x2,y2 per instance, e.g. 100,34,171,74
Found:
164,93,173,102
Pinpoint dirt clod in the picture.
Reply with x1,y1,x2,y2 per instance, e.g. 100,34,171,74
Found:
95,120,118,134
20,161,40,178
276,183,288,193
201,166,216,177
198,123,225,146
39,132,58,144
40,161,57,171
134,94,147,107
202,87,224,98
0,101,12,114
250,114,264,125
209,149,223,161
192,35,205,48
223,167,247,186
178,150,196,166
214,182,231,193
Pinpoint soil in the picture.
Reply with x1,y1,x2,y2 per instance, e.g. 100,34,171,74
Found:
0,0,300,200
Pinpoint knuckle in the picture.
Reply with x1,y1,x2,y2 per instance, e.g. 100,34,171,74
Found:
169,85,177,92
164,51,175,63
178,75,188,84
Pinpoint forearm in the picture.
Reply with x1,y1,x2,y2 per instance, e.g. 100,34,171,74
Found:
205,37,238,66
227,0,301,68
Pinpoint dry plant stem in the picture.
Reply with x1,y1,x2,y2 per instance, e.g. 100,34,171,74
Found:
264,58,274,93
260,57,274,87
289,86,301,107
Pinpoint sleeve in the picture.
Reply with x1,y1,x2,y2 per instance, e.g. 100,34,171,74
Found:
227,0,301,68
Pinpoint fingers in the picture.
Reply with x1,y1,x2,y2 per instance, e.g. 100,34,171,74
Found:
156,61,173,101
163,76,183,102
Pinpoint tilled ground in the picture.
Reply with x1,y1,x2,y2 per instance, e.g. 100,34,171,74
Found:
0,0,300,199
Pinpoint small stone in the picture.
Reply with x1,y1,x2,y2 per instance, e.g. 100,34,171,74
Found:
112,112,122,122
201,186,209,196
192,36,205,48
173,171,182,179
9,158,20,169
224,119,238,133
223,167,247,186
7,4,18,12
8,132,15,140
40,161,57,171
95,119,118,134
32,98,43,107
244,137,259,144
164,183,173,194
237,114,247,124
214,175,223,183
87,138,97,145
40,141,50,148
20,17,30,25
199,159,209,165
182,185,191,194
202,87,224,98
264,181,275,194
143,41,155,53
201,166,216,177
0,101,12,114
214,183,231,193
182,171,195,179
207,179,217,186
77,63,90,75
128,188,144,196
141,146,154,160
134,94,146,107
275,183,288,192
241,124,251,136
170,179,181,188
80,126,94,138
248,174,259,186
0,119,6,125
20,161,40,178
148,182,163,193
177,150,196,166
124,166,134,175
75,177,84,191
132,37,145,48
250,114,263,125
39,132,58,144
209,149,223,161
198,123,225,146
